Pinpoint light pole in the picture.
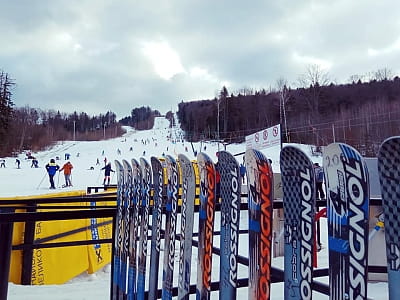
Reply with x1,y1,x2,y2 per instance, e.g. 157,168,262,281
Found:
103,123,106,139
73,121,76,141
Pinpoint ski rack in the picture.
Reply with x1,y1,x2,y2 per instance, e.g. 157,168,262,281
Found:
109,176,388,299
0,183,388,299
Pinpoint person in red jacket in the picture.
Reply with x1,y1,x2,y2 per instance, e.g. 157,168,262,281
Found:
59,161,73,187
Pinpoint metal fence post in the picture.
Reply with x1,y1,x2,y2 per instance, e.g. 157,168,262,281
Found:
0,208,15,300
21,202,37,285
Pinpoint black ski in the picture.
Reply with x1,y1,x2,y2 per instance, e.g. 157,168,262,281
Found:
377,136,400,300
280,146,315,300
217,151,241,300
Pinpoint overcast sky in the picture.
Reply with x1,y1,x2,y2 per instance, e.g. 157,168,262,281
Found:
1,0,399,119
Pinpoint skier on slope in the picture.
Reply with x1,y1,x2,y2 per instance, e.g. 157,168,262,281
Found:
59,161,73,187
45,159,60,189
239,163,246,184
101,162,115,185
313,162,325,199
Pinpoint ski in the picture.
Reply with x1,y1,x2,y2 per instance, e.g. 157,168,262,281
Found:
112,160,125,300
137,158,151,300
245,149,273,300
280,146,315,300
161,155,179,300
148,157,165,300
196,152,217,300
217,151,241,300
377,136,400,300
128,158,142,300
323,143,369,300
120,160,133,300
125,159,137,300
177,154,196,300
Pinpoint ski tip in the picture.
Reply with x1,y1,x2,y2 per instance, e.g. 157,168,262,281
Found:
114,160,123,169
140,157,150,168
131,158,140,168
122,159,131,170
197,152,213,163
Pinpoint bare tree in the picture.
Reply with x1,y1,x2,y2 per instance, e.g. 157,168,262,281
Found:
14,106,39,151
373,67,393,81
348,74,364,84
236,86,254,96
298,64,330,121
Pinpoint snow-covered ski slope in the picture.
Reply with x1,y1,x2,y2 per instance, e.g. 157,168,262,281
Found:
0,116,320,198
1,116,388,299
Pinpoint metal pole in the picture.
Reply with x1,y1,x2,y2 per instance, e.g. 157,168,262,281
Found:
73,121,76,141
36,172,47,190
21,203,37,285
110,213,117,300
217,98,220,152
57,171,61,188
0,208,15,299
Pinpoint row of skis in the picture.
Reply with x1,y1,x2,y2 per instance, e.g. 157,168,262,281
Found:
111,136,400,300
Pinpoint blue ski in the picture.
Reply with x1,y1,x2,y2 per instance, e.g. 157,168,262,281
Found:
324,143,369,300
217,151,241,300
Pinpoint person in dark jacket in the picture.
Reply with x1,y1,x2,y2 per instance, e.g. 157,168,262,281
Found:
314,162,325,199
239,163,246,184
101,162,115,185
45,159,60,189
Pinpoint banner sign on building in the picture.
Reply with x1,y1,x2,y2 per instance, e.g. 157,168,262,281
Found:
245,124,281,150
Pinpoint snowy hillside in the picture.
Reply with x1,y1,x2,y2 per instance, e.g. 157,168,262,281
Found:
0,116,292,197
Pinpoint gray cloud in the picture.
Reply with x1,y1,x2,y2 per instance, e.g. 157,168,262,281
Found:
1,0,399,118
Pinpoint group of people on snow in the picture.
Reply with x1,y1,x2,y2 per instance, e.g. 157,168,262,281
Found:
8,145,326,197
44,159,74,189
43,158,115,189
0,157,37,168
